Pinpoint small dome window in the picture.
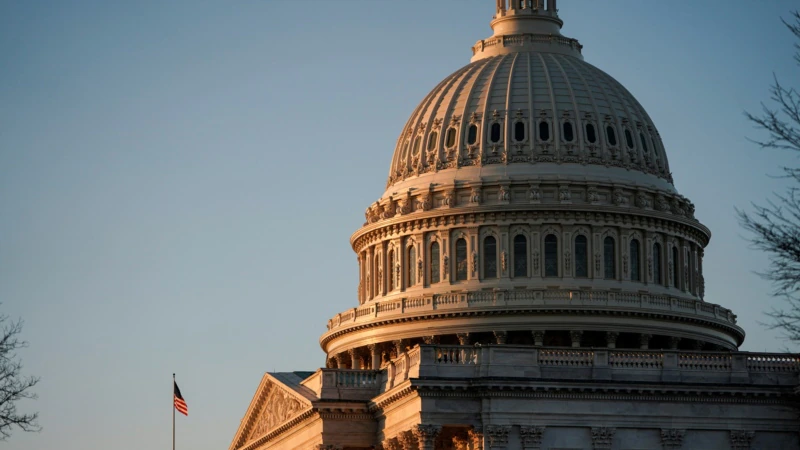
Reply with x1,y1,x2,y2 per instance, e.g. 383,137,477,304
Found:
639,133,648,153
412,136,421,155
514,121,526,142
606,125,617,146
585,123,597,143
624,129,634,149
538,121,550,141
562,121,574,142
467,124,478,145
445,128,456,148
427,131,438,151
490,123,502,143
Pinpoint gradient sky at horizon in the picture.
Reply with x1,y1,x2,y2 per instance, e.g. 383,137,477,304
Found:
2,1,799,449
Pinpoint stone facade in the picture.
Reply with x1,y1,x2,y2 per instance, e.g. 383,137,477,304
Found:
228,1,800,449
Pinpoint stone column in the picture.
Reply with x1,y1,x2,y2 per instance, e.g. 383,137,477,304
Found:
493,331,508,344
348,348,360,369
532,331,544,346
692,340,704,351
485,425,510,450
605,332,619,349
393,339,408,357
457,333,470,345
660,429,685,449
520,425,545,449
669,336,681,350
369,344,381,370
730,430,755,450
570,330,583,348
640,333,652,350
590,427,615,450
413,425,442,450
398,430,418,450
382,438,402,450
334,353,345,369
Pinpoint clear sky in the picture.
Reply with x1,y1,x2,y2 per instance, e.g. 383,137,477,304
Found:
1,1,799,449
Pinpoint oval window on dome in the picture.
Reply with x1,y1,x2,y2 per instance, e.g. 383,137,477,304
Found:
445,128,456,148
606,125,617,146
639,133,648,153
586,123,597,143
427,131,438,151
467,124,478,145
625,129,634,149
412,135,421,155
562,121,574,142
490,123,501,143
539,121,550,142
514,121,525,142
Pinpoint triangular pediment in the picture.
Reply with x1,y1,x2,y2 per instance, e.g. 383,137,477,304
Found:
228,372,315,450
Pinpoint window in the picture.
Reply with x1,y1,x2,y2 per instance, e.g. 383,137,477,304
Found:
562,121,574,142
640,133,648,153
428,131,438,151
672,246,680,288
445,128,456,147
430,242,440,284
544,234,558,277
575,235,588,277
606,125,617,146
586,123,597,143
407,246,416,287
456,238,468,281
483,236,497,278
653,243,662,284
490,123,501,143
412,136,421,155
513,235,527,277
387,249,395,291
539,121,550,141
625,129,634,148
630,239,640,281
514,121,526,142
467,124,478,145
604,237,616,279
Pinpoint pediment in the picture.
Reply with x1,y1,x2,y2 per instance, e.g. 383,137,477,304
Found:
229,372,314,450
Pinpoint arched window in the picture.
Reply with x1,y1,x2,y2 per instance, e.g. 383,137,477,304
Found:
539,121,550,141
575,235,588,278
544,234,558,277
624,129,634,148
653,242,662,285
387,249,395,291
514,121,526,142
445,128,456,147
483,236,497,278
427,131,438,151
467,124,478,145
586,123,597,143
513,235,527,277
456,238,468,281
630,239,640,281
412,136,421,155
604,237,616,279
672,246,680,288
639,133,648,153
407,246,416,287
606,125,617,146
490,123,501,143
562,121,574,142
430,242,440,284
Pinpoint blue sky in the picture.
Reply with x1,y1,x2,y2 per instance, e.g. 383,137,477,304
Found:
1,1,798,449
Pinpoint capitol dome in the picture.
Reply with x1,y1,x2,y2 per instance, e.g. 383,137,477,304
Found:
322,0,743,367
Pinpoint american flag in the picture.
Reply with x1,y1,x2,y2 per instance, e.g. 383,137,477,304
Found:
174,381,188,416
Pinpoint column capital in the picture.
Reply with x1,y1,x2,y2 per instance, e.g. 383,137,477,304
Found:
486,425,511,449
456,333,470,345
570,330,583,347
413,424,442,450
639,333,653,349
660,428,685,450
591,427,615,450
493,331,508,344
520,425,545,449
730,430,755,450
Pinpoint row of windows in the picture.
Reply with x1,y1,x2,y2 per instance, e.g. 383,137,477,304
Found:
402,119,659,160
365,234,696,296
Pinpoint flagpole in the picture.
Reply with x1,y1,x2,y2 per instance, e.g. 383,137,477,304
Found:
173,373,176,450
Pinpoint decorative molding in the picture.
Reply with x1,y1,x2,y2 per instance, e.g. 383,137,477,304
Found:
519,425,545,449
660,428,685,449
485,425,511,449
730,430,755,450
591,427,615,450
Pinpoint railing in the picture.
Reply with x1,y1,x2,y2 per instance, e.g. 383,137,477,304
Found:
435,345,478,365
746,354,800,372
326,288,739,333
539,349,593,367
334,370,380,388
610,351,663,369
679,353,732,371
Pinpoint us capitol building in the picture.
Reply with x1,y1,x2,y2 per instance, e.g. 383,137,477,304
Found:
228,2,800,449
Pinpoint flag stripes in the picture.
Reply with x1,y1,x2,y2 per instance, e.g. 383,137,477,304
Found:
174,381,188,416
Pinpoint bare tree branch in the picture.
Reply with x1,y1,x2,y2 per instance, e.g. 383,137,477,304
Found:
0,312,39,440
